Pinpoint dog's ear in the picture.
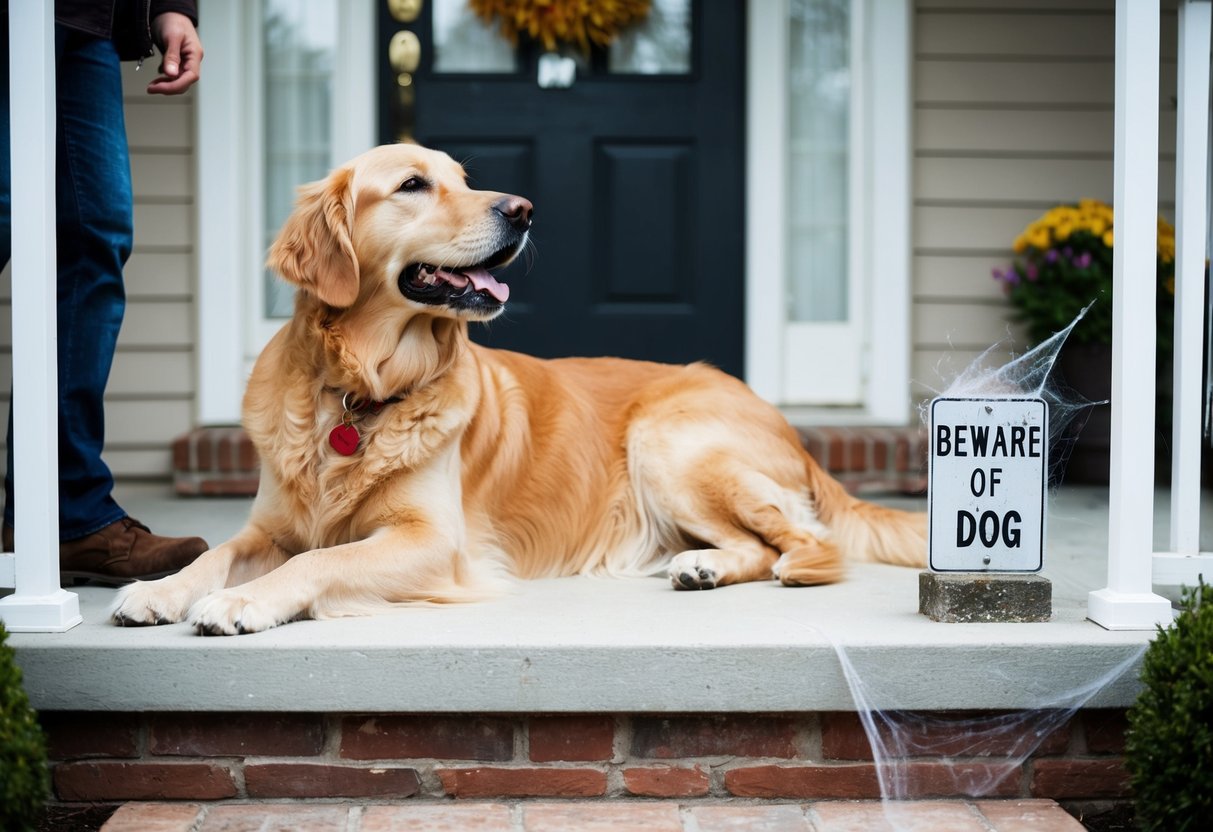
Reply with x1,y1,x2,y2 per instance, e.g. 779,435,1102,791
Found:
267,167,360,308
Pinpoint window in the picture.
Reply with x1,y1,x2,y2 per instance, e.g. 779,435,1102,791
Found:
195,0,375,424
747,0,910,421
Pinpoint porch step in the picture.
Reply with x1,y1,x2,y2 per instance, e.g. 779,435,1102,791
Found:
171,425,928,497
100,799,1086,831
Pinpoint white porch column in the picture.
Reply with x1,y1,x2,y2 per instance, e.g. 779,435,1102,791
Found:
1088,0,1173,630
1155,0,1213,587
0,1,81,631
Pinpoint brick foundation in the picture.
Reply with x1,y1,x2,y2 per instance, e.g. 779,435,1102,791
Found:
39,709,1129,808
172,425,928,497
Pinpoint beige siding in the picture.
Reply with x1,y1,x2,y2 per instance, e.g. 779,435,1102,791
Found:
0,63,196,480
910,0,1179,405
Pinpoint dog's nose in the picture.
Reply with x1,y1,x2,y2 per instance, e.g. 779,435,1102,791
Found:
493,196,533,231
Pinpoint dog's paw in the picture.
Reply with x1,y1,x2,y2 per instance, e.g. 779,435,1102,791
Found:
187,590,283,636
668,551,721,590
110,578,194,626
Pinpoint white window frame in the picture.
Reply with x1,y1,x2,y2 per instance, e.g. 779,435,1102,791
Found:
746,0,911,424
195,0,376,425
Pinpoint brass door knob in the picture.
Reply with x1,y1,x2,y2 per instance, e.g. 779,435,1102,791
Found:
389,30,422,74
388,0,422,24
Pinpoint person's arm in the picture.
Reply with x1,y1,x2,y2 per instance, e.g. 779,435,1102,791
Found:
146,10,203,95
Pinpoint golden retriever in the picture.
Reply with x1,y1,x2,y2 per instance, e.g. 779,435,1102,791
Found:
110,143,927,635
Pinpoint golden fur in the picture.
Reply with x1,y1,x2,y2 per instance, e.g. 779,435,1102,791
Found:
111,144,927,635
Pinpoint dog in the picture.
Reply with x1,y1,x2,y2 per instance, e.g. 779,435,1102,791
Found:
111,143,927,635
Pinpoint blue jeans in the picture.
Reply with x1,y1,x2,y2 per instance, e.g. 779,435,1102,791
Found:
0,23,131,540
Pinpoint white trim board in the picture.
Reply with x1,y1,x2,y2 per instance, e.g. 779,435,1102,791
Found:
746,0,911,421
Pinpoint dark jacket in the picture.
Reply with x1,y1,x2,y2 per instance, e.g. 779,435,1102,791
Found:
55,0,199,62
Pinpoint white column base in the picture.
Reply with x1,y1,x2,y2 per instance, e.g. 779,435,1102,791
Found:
0,588,82,632
1087,587,1174,631
1152,552,1213,588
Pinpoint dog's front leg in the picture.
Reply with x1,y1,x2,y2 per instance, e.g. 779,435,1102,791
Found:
186,524,475,635
110,524,289,626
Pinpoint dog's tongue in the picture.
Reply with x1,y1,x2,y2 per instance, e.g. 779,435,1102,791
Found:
436,266,509,303
464,266,509,303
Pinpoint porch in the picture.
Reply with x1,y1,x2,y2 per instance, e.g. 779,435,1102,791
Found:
8,482,1169,819
10,483,1166,716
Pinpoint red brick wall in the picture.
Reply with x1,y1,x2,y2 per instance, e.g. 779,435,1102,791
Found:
39,709,1129,805
172,426,929,497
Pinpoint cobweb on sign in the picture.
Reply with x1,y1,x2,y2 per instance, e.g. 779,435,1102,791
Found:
917,302,1107,486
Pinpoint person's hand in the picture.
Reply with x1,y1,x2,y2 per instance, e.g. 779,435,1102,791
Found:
146,12,203,95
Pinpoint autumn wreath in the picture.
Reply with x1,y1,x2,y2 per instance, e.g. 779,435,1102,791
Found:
469,0,651,53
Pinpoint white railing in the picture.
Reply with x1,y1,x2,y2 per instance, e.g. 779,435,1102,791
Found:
1088,0,1211,630
0,1,80,631
1152,0,1213,593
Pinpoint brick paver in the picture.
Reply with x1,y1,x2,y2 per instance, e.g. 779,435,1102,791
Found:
99,798,1090,831
361,803,515,831
812,800,989,832
689,804,814,831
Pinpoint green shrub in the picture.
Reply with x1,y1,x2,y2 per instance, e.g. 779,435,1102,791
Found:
0,621,50,831
1125,579,1213,831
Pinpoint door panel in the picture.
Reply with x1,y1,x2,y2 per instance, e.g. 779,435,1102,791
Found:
594,142,693,303
378,0,744,377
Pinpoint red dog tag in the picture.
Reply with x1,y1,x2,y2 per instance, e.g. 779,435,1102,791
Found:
328,423,360,456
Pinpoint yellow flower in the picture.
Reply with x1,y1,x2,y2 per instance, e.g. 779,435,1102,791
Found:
1027,227,1051,250
1086,216,1108,236
1165,277,1175,295
1159,238,1175,264
1013,235,1028,254
1054,222,1073,242
1103,229,1114,248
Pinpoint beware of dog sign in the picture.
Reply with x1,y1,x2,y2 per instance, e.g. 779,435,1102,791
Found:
928,397,1048,572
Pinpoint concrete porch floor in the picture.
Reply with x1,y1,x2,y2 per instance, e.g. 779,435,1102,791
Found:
8,483,1199,713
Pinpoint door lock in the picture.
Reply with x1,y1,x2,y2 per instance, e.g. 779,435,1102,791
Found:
387,0,423,24
389,30,422,74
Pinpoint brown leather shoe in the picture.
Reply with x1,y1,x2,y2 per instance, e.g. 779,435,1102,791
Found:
56,517,208,586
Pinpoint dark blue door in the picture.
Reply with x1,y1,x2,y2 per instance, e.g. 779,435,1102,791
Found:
377,0,744,377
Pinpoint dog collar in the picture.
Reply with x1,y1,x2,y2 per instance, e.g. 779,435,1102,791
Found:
328,391,406,456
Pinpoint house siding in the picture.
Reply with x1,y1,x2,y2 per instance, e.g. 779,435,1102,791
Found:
911,0,1178,405
0,62,197,480
1,2,1186,481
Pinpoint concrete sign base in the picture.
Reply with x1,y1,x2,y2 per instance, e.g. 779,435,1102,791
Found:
919,571,1052,623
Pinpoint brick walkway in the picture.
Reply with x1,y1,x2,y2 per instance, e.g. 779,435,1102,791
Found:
101,799,1085,831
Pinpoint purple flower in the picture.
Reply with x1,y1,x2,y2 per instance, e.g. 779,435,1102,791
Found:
1004,267,1021,285
1074,251,1092,269
1045,249,1059,264
1026,262,1039,281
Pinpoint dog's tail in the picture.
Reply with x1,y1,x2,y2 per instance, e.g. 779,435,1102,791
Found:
805,451,928,568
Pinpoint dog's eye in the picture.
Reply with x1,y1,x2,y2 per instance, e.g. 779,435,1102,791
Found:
398,177,428,193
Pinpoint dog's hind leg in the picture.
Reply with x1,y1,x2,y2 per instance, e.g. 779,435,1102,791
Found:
660,459,844,590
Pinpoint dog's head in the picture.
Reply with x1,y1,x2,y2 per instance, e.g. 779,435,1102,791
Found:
267,143,532,322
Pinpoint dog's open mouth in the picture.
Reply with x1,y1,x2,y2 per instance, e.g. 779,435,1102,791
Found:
398,241,520,311
406,263,509,302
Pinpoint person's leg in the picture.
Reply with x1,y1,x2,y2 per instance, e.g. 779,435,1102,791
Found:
52,28,129,539
1,27,207,579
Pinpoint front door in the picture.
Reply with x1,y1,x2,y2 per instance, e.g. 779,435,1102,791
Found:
376,0,745,377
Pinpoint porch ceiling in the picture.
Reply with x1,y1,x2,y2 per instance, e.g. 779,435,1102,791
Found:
8,486,1173,713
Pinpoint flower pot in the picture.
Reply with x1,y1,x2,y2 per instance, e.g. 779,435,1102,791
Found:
1055,342,1176,485
1056,342,1112,484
